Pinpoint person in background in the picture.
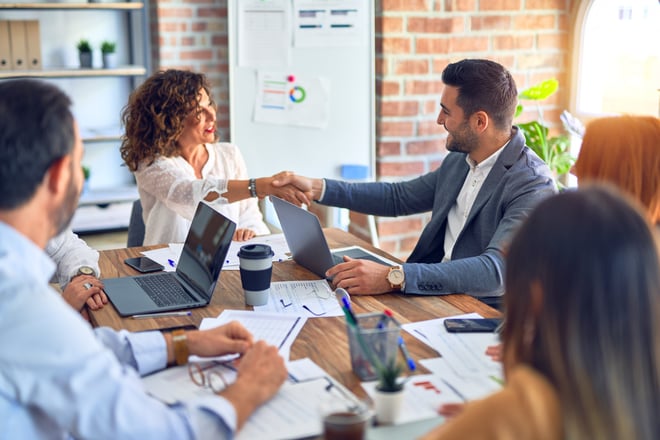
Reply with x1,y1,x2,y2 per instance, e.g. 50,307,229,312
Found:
0,78,287,438
573,115,660,225
47,229,107,318
275,59,556,306
420,186,660,439
120,69,311,246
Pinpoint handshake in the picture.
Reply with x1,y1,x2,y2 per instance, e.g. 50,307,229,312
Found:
256,171,323,207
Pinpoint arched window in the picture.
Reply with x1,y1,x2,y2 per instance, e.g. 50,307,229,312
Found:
570,0,659,120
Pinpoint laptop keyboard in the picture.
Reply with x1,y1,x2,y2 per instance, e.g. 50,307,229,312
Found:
135,274,195,307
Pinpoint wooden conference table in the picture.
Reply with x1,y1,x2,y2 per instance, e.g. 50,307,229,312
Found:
90,228,500,397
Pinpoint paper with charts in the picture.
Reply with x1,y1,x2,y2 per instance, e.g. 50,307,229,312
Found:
192,310,307,362
402,313,504,401
253,279,344,318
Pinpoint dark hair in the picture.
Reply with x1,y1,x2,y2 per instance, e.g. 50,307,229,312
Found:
441,59,518,130
0,79,75,210
503,185,660,439
120,69,215,172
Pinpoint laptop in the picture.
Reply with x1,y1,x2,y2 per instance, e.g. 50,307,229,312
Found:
270,196,396,278
103,202,236,316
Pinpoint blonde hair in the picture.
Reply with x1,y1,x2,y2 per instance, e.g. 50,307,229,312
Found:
574,115,660,223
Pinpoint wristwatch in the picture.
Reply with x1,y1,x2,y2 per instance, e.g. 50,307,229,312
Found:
76,266,97,277
387,266,405,291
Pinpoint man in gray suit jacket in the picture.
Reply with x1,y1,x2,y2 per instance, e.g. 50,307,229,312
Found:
276,59,556,302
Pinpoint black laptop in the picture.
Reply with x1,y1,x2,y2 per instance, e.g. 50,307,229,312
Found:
103,202,236,316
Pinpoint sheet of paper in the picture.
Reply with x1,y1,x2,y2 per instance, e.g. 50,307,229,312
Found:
286,357,327,382
419,357,502,402
143,358,362,440
224,233,291,270
402,313,503,383
194,310,307,361
293,0,368,47
237,0,290,68
361,374,461,425
253,280,344,318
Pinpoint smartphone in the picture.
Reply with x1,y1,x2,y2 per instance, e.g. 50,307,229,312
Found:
124,257,164,273
444,318,502,333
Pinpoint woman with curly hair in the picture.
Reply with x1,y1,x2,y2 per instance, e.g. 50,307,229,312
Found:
121,69,309,245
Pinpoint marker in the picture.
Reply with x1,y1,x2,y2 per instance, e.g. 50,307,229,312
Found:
397,335,416,372
131,311,192,319
168,259,176,268
383,309,401,326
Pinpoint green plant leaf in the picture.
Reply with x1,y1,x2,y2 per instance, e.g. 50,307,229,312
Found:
514,103,523,118
518,79,558,101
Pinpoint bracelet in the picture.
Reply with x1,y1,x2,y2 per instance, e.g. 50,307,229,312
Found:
248,178,258,198
171,329,189,366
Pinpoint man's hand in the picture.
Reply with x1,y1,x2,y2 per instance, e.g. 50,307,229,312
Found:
254,171,313,206
186,321,254,358
326,256,391,295
233,228,256,242
219,340,287,429
62,275,107,313
270,172,323,203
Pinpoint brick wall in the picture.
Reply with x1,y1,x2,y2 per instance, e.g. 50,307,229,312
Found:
152,0,573,259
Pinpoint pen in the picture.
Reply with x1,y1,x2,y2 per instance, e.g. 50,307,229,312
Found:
168,259,176,268
397,335,416,372
383,309,401,326
341,296,358,326
131,311,192,319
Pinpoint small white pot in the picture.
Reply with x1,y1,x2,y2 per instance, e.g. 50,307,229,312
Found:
372,387,404,425
102,53,117,69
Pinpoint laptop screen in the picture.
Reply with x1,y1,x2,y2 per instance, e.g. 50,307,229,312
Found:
176,202,236,300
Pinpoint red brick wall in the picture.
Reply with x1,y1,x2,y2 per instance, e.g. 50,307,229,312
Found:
152,0,573,259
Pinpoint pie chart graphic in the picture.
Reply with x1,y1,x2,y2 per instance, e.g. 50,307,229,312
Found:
289,85,306,103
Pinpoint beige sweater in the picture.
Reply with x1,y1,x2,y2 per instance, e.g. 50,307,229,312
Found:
420,365,562,440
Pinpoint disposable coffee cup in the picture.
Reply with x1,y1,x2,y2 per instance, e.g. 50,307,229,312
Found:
238,244,274,306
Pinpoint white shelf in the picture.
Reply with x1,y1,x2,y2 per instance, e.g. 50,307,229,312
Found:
78,185,138,206
71,200,134,233
0,3,144,11
0,65,146,79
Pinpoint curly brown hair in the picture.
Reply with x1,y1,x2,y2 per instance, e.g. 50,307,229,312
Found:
120,69,215,172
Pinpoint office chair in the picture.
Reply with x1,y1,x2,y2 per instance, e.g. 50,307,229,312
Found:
127,199,145,247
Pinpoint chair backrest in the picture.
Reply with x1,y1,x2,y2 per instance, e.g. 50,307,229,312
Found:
127,199,145,247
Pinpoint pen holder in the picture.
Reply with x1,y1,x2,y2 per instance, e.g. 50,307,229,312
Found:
346,312,400,381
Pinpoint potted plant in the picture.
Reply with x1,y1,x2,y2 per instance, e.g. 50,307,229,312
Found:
82,165,91,194
372,357,405,425
100,40,117,69
515,79,576,189
77,39,92,68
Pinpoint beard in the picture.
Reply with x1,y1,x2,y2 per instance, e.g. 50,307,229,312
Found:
446,120,479,154
53,167,82,236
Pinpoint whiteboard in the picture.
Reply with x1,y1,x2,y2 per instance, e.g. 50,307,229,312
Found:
227,0,375,181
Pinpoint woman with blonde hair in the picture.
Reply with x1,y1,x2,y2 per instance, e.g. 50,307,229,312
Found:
573,115,660,224
421,186,660,439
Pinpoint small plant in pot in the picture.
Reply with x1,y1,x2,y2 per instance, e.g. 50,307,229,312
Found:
372,357,405,425
82,165,91,194
77,39,93,69
100,40,117,69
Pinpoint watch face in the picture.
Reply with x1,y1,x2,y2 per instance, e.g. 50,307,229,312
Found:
78,266,95,276
388,268,404,284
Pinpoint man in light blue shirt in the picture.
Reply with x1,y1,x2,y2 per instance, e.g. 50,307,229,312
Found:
0,79,287,438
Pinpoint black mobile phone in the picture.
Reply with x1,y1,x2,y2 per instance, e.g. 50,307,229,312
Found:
444,318,502,333
124,257,164,273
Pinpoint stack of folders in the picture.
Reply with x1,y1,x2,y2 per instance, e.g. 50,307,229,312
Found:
0,20,41,71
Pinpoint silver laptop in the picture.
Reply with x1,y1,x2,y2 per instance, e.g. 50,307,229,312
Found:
270,196,394,278
103,202,236,316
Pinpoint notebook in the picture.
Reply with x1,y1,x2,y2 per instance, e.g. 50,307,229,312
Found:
270,196,396,278
103,202,236,316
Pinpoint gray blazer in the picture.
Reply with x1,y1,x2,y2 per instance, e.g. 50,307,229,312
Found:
320,127,557,297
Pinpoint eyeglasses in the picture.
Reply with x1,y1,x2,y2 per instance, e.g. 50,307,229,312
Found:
188,362,230,394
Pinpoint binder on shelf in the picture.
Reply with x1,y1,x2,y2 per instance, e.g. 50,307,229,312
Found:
25,20,41,70
8,20,28,70
0,21,11,71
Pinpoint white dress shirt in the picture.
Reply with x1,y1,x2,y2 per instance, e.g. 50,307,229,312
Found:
45,229,100,288
443,143,508,262
135,143,270,246
0,222,237,439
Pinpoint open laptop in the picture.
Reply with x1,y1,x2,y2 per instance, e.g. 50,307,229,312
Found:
103,202,236,316
270,196,396,278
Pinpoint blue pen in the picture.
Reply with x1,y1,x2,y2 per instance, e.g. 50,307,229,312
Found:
341,296,358,326
168,259,176,268
398,335,416,372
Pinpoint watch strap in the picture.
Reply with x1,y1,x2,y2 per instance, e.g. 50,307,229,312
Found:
171,330,189,366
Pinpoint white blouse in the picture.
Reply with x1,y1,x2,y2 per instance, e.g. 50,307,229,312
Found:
135,143,270,245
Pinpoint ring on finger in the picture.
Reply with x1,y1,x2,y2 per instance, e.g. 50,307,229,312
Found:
83,282,92,290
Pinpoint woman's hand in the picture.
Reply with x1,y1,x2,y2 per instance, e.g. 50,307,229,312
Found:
234,228,256,241
61,275,107,313
486,344,502,362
